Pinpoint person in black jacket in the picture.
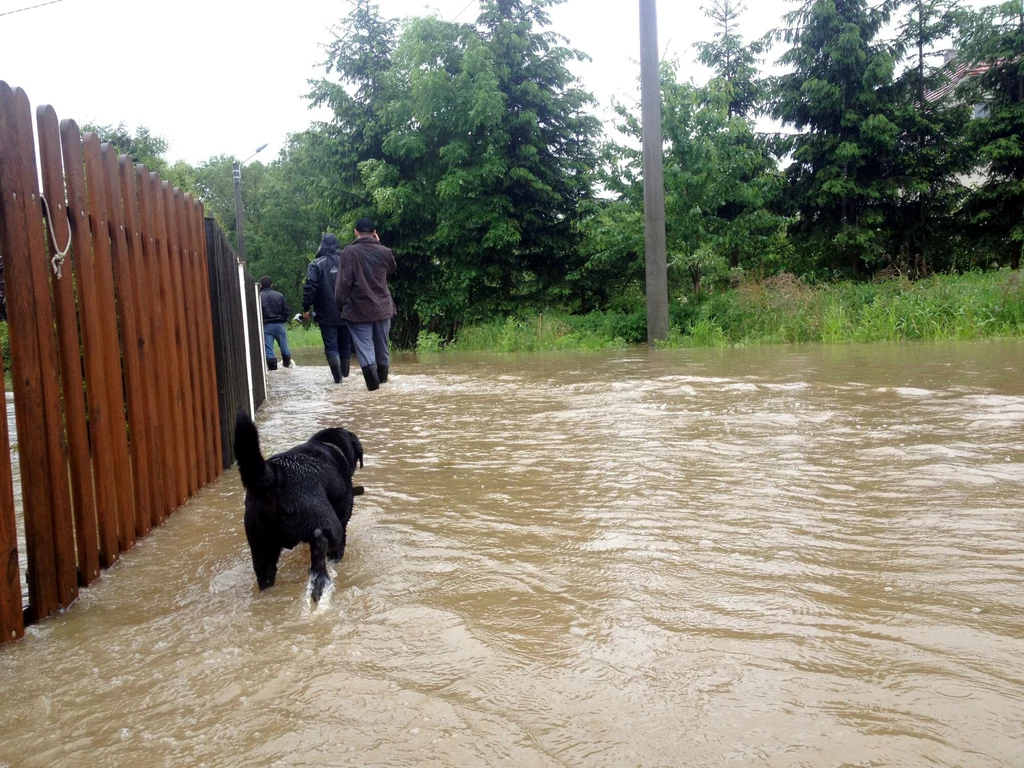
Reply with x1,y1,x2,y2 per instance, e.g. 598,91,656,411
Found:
301,233,353,383
259,276,291,370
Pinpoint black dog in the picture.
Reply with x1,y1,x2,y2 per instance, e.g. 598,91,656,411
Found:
234,410,362,602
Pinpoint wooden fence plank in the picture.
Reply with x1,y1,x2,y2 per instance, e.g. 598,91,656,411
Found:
174,190,207,488
246,278,266,410
149,172,188,507
36,105,101,585
0,91,24,634
206,220,233,469
0,84,77,616
193,201,221,481
162,182,198,497
135,166,179,516
119,156,167,527
0,362,23,641
82,134,135,553
60,119,120,568
102,144,152,538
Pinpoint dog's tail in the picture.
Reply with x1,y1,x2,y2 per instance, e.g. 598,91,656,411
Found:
234,410,274,491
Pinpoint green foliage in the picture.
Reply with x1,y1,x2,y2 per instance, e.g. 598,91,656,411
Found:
770,0,902,274
305,0,600,344
884,0,973,275
672,243,729,296
415,330,444,354
666,269,1024,346
82,122,171,175
71,0,1024,351
283,323,326,349
956,1,1024,269
0,320,9,373
450,311,634,352
694,0,766,119
594,58,788,304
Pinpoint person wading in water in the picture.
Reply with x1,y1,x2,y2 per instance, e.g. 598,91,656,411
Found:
335,218,397,391
302,233,353,383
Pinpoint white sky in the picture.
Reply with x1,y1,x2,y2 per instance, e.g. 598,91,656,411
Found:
0,0,990,166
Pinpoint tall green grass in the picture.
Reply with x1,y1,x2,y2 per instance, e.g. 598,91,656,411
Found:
285,324,325,348
677,270,1024,347
449,313,635,353
278,270,1024,355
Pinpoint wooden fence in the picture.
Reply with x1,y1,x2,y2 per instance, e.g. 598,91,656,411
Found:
0,82,264,644
206,221,266,470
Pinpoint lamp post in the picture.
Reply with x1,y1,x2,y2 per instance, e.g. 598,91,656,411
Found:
232,142,267,263
231,142,268,416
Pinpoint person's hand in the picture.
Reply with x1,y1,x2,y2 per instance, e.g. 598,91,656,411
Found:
302,311,311,322
372,231,380,242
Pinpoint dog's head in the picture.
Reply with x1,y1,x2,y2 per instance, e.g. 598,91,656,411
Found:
310,427,364,473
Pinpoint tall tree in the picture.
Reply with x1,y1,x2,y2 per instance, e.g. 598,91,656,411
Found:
694,0,781,269
312,0,600,339
695,0,766,119
771,0,901,274
887,0,972,274
306,0,397,222
957,0,1024,269
597,63,787,298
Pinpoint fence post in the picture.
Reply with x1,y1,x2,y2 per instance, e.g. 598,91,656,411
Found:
237,261,256,417
254,284,268,397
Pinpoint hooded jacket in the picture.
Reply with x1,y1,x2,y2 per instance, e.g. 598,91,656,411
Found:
301,234,344,327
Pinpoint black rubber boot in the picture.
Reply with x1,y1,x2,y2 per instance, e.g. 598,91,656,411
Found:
327,355,343,384
340,355,351,379
282,355,292,368
361,364,380,391
267,357,278,371
378,364,389,384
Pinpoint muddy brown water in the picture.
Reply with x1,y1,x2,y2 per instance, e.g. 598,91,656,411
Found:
1,343,1023,767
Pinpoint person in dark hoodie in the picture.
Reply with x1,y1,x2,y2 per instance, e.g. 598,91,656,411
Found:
301,233,353,383
259,276,292,370
335,218,397,391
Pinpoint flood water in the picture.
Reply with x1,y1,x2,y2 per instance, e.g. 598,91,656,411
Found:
1,342,1023,767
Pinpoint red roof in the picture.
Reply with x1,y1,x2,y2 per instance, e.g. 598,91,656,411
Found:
923,60,992,102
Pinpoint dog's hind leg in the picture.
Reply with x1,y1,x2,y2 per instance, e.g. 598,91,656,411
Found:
309,528,332,603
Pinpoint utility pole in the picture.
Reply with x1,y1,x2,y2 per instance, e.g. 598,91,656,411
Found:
232,161,246,262
232,143,267,263
640,0,669,344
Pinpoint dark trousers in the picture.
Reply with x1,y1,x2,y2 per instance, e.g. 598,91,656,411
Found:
319,324,352,362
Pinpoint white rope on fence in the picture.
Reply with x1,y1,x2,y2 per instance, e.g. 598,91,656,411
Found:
39,193,71,279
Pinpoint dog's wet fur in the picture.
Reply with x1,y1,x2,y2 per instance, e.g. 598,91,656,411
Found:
234,410,363,602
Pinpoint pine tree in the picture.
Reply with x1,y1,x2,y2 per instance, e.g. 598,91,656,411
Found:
693,0,782,270
695,0,765,119
957,0,1024,269
886,0,972,274
771,0,901,274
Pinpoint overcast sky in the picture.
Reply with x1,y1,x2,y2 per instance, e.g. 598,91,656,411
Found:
0,0,990,166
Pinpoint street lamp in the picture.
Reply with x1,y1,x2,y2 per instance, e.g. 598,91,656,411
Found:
232,142,268,263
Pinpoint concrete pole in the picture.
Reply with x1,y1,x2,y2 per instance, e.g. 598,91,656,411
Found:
640,0,669,344
232,161,246,263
